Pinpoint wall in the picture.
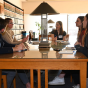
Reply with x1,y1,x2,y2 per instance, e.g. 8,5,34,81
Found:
7,0,22,8
24,14,68,38
23,1,88,36
24,14,41,38
22,1,88,14
0,0,3,3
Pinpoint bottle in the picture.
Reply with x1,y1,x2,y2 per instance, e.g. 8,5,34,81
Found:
29,31,31,41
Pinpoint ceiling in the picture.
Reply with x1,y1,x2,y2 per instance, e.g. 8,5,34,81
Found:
24,0,88,1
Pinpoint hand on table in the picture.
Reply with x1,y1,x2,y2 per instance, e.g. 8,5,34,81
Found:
13,43,25,52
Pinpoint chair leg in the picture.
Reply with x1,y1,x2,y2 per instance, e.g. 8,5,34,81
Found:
70,75,72,82
2,75,16,88
2,75,7,88
13,77,16,88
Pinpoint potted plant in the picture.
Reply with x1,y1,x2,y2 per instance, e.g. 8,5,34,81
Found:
35,22,41,35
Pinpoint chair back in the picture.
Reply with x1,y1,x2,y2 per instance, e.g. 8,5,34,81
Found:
39,34,51,41
65,34,69,41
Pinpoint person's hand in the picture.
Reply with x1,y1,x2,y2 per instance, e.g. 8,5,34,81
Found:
74,42,81,46
54,37,57,41
22,35,29,43
13,43,25,52
13,51,25,58
51,41,57,45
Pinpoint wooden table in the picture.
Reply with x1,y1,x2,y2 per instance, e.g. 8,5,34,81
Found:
0,41,88,88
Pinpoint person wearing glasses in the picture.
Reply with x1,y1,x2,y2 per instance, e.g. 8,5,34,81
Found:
1,18,29,45
0,18,31,88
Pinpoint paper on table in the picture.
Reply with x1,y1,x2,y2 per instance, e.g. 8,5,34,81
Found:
60,41,69,44
59,50,76,54
56,40,63,42
32,41,39,45
65,47,75,50
56,40,69,44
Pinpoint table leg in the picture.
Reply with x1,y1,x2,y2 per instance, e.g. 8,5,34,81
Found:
0,70,1,88
38,69,41,88
80,62,87,88
30,69,34,88
45,69,48,88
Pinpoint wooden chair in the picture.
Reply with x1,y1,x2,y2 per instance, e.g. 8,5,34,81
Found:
39,34,51,41
65,34,69,41
70,75,72,82
2,74,16,88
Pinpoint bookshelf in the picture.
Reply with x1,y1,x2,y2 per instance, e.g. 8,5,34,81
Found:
3,0,24,40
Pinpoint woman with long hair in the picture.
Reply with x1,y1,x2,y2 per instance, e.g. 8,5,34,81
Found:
51,21,66,41
75,14,88,56
73,13,88,88
75,16,86,45
48,16,86,88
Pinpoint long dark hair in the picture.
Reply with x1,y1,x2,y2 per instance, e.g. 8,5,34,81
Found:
78,16,84,30
82,14,88,46
85,14,88,32
77,16,84,41
56,21,63,35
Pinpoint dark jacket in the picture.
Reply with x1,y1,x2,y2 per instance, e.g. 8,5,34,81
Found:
75,33,88,58
75,33,88,78
0,34,15,54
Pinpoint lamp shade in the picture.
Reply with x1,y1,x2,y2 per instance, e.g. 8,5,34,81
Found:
30,2,59,15
48,19,54,23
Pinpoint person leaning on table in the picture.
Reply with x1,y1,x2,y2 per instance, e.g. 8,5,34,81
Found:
1,18,29,45
74,13,88,88
0,18,31,88
48,16,85,88
51,21,66,41
0,18,25,54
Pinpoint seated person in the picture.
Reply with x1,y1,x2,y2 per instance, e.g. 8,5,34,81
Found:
51,21,66,41
48,16,85,88
1,18,28,45
74,13,88,88
0,18,31,88
75,16,86,46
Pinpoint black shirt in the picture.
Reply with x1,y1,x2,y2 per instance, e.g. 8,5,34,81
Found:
51,30,66,40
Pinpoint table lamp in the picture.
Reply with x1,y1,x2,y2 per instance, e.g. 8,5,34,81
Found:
30,2,59,48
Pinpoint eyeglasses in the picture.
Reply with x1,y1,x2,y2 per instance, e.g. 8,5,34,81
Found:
9,22,14,24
